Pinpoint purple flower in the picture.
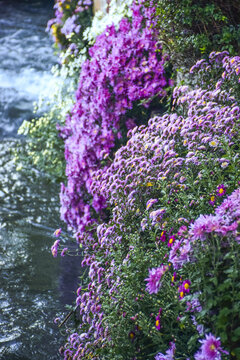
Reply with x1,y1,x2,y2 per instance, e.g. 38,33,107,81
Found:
167,235,176,248
146,198,158,210
61,247,68,257
155,342,176,360
155,314,161,330
54,228,62,237
194,333,228,360
51,240,60,258
216,184,226,197
145,265,168,294
209,195,216,206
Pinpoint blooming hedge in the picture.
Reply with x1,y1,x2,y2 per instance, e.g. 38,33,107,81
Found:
54,52,240,359
59,2,170,233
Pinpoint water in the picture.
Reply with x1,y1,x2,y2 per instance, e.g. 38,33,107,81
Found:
0,0,56,137
0,1,80,359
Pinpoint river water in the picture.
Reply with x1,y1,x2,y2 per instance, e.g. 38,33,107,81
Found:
0,1,79,359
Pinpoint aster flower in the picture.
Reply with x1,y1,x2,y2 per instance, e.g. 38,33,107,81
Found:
54,228,62,237
209,140,218,147
129,331,135,341
51,240,60,258
160,230,166,242
155,314,161,330
167,235,176,248
61,247,68,257
195,333,228,360
216,184,226,197
182,279,191,293
145,265,169,294
171,272,177,285
209,195,216,206
146,198,158,210
150,209,166,225
155,342,176,360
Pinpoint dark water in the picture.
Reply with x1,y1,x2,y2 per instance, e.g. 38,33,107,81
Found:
0,1,80,359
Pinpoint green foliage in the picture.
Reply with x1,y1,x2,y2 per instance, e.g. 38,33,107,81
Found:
147,0,240,68
16,109,66,182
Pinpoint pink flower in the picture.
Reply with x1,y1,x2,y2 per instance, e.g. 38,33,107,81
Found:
155,342,176,360
61,247,68,257
145,265,169,294
194,333,228,360
54,228,62,237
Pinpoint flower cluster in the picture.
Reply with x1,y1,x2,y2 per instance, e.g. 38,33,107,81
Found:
194,333,228,360
59,2,169,233
47,0,92,50
58,52,240,359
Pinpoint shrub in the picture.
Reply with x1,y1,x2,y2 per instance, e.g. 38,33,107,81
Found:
59,1,171,233
47,0,93,52
144,0,240,69
57,52,240,359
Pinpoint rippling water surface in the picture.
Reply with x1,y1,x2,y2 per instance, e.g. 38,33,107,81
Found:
0,0,56,137
0,1,79,359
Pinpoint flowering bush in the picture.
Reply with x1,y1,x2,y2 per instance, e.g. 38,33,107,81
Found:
144,0,240,68
47,0,93,52
59,1,170,233
56,52,240,359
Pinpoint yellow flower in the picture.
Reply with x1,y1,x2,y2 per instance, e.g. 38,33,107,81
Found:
146,182,153,187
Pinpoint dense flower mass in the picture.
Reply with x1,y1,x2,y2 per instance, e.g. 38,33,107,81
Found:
59,2,169,233
47,0,92,49
56,52,240,359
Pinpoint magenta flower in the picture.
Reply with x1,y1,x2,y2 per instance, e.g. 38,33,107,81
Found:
155,342,176,360
61,247,68,257
145,265,168,294
155,314,161,330
178,279,191,299
155,308,162,330
160,230,166,242
182,279,191,293
209,195,216,206
54,228,62,237
194,333,228,360
167,235,176,248
216,184,226,197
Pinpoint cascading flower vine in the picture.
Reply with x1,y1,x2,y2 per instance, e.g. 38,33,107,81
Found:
59,1,170,235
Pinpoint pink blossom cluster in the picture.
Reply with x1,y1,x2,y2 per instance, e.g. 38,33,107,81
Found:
169,187,240,269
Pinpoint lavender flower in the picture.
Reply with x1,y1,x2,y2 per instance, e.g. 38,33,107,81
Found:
145,265,169,294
